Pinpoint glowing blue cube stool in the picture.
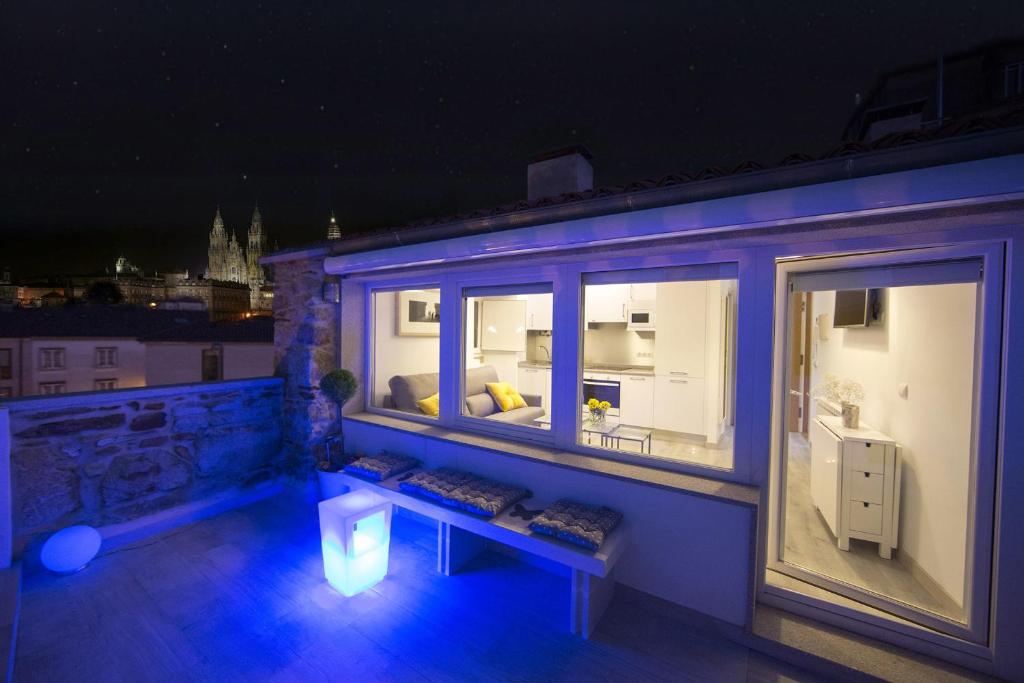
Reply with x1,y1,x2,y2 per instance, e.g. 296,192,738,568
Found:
318,489,393,596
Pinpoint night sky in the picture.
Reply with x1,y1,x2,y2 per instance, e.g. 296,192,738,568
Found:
2,2,1022,277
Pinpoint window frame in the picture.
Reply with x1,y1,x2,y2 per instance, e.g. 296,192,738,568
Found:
571,261,742,471
94,378,118,391
762,241,1004,648
95,346,118,369
0,348,11,380
363,279,444,426
39,347,65,371
38,381,66,395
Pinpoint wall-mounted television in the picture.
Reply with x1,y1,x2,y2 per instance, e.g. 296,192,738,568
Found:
833,289,881,328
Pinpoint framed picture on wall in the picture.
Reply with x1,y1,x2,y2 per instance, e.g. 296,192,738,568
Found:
396,289,441,336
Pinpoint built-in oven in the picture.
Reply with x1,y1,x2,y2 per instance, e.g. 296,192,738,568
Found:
627,307,655,330
582,373,621,416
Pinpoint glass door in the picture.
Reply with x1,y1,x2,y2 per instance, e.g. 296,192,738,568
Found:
767,247,1002,644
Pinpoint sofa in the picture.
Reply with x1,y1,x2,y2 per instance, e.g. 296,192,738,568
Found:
385,364,545,425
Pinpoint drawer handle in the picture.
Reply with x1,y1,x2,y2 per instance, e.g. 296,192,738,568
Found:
866,443,871,448
670,380,688,384
670,371,689,376
863,502,870,508
863,472,870,478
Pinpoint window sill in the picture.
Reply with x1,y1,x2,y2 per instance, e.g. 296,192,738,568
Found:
343,411,760,507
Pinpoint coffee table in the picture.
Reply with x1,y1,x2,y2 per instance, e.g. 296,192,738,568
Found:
608,426,653,454
580,418,618,447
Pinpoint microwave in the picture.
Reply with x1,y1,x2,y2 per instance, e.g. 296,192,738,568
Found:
627,307,655,330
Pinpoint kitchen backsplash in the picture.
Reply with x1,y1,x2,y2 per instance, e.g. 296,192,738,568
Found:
582,326,655,366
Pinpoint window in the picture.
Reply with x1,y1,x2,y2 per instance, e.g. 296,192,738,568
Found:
461,286,552,431
370,287,441,416
95,347,118,368
0,349,11,380
0,387,12,398
201,348,222,381
95,379,117,391
1004,61,1024,98
579,269,738,468
768,250,1000,642
39,382,66,395
39,348,65,370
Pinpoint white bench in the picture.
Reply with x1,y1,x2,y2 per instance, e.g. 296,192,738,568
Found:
333,468,628,638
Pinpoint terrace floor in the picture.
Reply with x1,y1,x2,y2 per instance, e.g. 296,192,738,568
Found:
15,491,820,682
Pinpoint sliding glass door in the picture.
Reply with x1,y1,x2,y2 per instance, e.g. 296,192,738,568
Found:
767,246,1002,644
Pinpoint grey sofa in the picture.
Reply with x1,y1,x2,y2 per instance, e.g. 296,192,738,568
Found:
386,364,545,425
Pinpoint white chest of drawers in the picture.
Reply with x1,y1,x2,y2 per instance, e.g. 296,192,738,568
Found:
809,415,902,559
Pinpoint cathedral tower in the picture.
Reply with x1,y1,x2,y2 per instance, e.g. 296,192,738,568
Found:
246,204,267,307
327,212,341,240
205,207,229,281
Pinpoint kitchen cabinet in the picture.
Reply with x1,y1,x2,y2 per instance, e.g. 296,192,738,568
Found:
628,283,657,302
584,284,628,324
517,365,551,411
619,373,654,427
810,416,902,559
653,375,705,435
481,299,526,352
525,293,553,331
654,280,707,377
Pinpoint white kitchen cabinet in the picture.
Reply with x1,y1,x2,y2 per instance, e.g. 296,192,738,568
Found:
810,416,902,559
653,375,705,435
525,293,553,331
584,284,628,324
619,373,654,427
481,299,526,352
654,280,707,377
628,283,657,302
517,366,551,411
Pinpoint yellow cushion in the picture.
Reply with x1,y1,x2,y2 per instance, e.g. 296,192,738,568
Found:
416,392,440,416
485,382,527,412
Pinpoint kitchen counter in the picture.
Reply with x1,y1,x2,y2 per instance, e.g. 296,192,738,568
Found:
518,361,655,376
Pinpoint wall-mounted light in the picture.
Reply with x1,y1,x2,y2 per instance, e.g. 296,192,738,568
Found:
318,489,392,596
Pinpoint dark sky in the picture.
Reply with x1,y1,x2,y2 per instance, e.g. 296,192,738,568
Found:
2,2,1022,277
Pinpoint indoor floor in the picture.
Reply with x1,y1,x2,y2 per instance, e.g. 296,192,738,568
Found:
779,433,963,623
16,490,819,682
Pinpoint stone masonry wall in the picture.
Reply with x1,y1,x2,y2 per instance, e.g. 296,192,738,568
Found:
5,377,283,540
271,255,341,477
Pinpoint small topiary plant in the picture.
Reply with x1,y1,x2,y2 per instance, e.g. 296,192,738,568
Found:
318,368,358,471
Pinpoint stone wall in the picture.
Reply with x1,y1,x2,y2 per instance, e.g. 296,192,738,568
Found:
3,378,283,540
271,254,340,477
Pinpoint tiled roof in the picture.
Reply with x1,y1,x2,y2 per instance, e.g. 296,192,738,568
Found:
397,106,1024,230
0,306,272,343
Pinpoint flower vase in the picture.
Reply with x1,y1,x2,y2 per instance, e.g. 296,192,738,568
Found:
841,402,860,429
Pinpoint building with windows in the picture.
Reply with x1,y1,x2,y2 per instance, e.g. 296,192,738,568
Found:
845,39,1024,142
0,307,273,398
205,205,271,310
266,111,1024,679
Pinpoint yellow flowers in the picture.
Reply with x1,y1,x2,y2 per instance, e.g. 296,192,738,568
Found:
587,398,612,411
599,400,611,410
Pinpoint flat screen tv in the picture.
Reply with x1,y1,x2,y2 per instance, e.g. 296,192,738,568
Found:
833,289,879,328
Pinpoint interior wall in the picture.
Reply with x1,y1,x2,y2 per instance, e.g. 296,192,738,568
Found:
809,283,976,604
373,291,441,407
581,326,654,366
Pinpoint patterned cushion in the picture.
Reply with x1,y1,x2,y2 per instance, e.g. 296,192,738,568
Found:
343,451,420,481
528,499,623,551
398,468,530,518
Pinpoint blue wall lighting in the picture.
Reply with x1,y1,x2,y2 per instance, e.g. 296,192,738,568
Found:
318,489,393,596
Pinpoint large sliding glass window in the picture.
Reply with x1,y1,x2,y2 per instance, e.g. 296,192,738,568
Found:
370,287,442,418
578,268,738,469
769,250,1000,642
461,285,552,431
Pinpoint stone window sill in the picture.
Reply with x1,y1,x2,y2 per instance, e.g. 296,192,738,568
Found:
343,411,759,508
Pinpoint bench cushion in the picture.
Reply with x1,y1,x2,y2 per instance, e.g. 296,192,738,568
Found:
399,468,531,518
343,452,420,481
529,499,623,551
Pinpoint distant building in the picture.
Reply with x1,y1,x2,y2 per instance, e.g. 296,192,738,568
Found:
327,212,342,240
0,307,273,398
845,39,1024,142
205,205,271,310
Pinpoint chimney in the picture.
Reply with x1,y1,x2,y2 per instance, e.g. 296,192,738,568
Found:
527,145,594,202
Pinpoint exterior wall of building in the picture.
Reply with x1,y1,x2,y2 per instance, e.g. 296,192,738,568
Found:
145,342,274,386
3,378,283,543
270,254,340,476
0,340,21,398
223,343,274,380
4,338,146,396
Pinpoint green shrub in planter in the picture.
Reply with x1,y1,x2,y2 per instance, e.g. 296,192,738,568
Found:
319,369,358,471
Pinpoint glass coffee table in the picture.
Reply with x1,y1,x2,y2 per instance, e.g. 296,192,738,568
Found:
607,426,653,454
580,418,618,447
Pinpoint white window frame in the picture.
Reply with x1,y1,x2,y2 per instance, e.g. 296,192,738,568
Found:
39,347,65,370
364,280,443,424
763,241,1004,650
451,272,558,446
39,381,65,395
572,261,742,471
94,378,117,391
95,347,118,368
